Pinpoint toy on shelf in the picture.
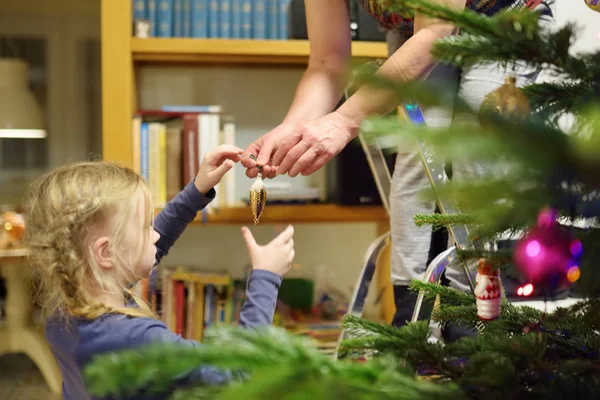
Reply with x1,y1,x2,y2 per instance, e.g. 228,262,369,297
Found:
0,211,26,250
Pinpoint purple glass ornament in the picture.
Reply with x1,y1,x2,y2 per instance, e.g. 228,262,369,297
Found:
514,209,583,292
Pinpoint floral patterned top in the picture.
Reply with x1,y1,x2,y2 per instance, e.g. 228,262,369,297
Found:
358,0,546,33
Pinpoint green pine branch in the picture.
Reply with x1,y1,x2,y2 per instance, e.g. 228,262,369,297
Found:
83,289,600,400
385,0,540,38
413,213,473,229
85,324,462,400
409,281,476,307
523,81,599,120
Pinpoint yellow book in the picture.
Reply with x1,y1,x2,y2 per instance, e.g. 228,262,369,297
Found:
186,282,195,339
158,124,167,207
132,116,141,174
194,283,205,342
148,123,161,206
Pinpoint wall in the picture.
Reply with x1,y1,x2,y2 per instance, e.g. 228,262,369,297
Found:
0,0,101,205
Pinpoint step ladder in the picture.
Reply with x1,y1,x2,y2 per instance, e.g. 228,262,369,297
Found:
334,93,478,358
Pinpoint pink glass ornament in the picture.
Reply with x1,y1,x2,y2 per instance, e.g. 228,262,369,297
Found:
514,208,582,292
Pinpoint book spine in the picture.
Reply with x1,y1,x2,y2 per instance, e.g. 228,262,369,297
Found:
231,0,242,38
209,0,220,38
252,0,267,39
173,0,183,37
220,0,232,38
156,0,174,37
278,0,291,39
241,0,252,38
268,0,278,39
191,0,208,38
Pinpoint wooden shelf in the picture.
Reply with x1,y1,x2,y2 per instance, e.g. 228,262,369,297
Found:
131,38,388,65
0,248,29,261
156,204,388,224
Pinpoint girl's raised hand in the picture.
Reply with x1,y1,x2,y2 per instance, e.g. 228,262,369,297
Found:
195,144,244,195
241,225,295,277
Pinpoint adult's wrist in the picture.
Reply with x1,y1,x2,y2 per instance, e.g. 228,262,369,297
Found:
334,107,364,141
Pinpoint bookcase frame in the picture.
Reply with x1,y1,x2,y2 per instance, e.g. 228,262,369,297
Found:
100,0,395,321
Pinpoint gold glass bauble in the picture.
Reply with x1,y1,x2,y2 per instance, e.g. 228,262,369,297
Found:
584,0,599,13
480,76,531,121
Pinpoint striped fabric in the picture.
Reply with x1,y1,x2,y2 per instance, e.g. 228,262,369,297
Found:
359,0,553,33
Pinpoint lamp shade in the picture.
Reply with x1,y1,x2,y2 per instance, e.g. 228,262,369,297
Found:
0,58,46,138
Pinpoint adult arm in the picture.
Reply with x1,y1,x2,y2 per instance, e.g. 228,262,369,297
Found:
276,0,467,177
335,1,465,130
242,0,352,177
282,0,352,124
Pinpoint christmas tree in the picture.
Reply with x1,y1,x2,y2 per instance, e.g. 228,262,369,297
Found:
84,1,600,399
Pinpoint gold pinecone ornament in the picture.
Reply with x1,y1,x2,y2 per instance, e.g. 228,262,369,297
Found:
480,75,531,121
249,155,267,225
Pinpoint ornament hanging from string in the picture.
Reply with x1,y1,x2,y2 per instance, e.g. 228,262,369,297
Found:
514,207,583,295
249,154,267,225
584,0,599,13
479,75,531,122
474,258,503,321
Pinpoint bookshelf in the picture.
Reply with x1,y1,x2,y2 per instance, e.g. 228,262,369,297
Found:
100,0,395,322
183,204,388,224
132,37,388,65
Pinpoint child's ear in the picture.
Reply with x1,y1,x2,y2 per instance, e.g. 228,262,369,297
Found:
91,237,113,270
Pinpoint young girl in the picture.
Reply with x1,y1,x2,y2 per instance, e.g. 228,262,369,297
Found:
23,144,295,400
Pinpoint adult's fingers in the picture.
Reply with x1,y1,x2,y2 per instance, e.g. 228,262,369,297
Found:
241,141,261,169
278,141,311,175
272,134,302,167
301,153,332,176
256,136,276,167
288,150,317,178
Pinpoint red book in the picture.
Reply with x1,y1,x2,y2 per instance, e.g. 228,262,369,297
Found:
175,281,185,337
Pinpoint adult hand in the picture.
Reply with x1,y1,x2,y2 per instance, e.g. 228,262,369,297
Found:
241,123,297,179
273,111,355,177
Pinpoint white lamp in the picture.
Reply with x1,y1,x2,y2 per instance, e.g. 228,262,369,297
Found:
0,58,46,139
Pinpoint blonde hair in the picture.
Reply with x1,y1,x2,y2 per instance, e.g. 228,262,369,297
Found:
24,161,157,321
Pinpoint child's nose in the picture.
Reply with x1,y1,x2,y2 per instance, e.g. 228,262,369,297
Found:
153,229,160,243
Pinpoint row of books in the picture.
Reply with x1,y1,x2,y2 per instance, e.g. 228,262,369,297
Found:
132,269,345,352
132,0,292,40
133,268,247,341
131,105,237,210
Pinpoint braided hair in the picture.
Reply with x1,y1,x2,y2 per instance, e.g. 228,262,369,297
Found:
24,162,156,321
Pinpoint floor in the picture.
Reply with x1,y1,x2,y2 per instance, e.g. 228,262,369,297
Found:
0,353,60,400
